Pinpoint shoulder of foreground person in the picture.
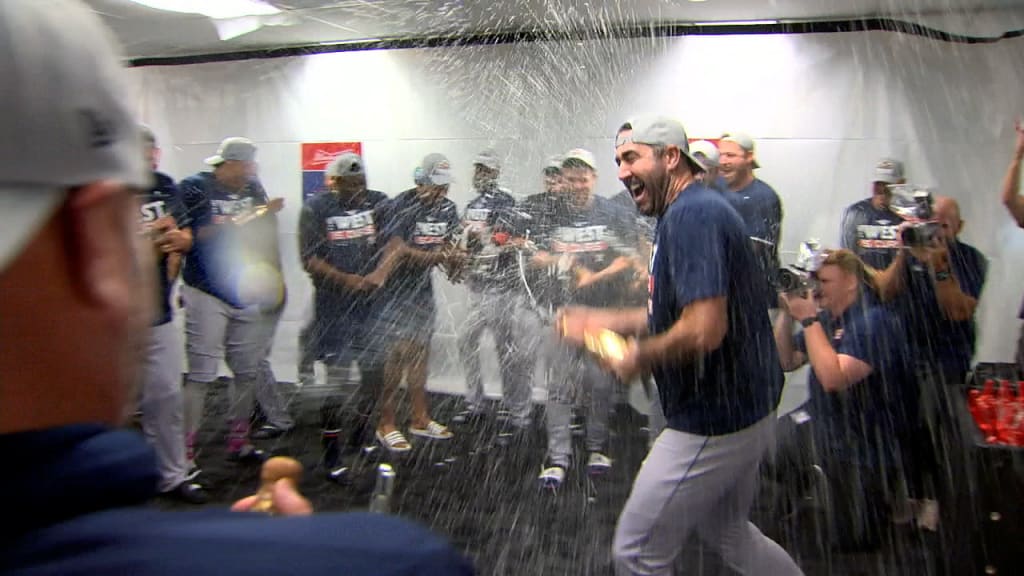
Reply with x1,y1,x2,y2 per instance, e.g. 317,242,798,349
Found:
4,508,475,576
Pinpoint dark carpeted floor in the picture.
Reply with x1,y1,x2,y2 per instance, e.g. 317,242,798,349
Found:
157,379,948,575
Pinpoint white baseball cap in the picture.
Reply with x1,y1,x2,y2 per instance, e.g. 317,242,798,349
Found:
563,148,597,171
873,158,905,184
719,131,761,169
0,0,147,273
689,140,721,168
325,152,364,177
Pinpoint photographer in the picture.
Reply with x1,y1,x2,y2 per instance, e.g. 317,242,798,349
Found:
774,249,917,549
873,196,984,558
999,118,1024,372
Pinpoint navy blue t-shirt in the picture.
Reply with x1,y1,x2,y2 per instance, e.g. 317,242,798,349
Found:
299,189,389,344
180,172,278,308
547,195,638,308
377,189,461,314
137,171,189,326
795,297,918,467
648,182,783,436
723,178,782,288
1,425,474,575
840,198,905,270
894,240,986,375
461,187,519,292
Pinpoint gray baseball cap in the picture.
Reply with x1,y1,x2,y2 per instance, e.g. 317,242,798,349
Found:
204,137,257,166
873,158,904,184
719,131,761,169
0,0,147,272
473,149,501,171
689,140,720,168
419,153,452,186
616,116,705,173
325,152,364,177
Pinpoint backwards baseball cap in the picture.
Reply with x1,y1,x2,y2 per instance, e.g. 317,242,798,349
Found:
204,137,257,166
689,140,720,168
873,157,905,184
417,153,452,186
0,0,148,273
563,148,597,171
616,116,705,173
325,152,364,178
473,149,501,171
719,132,760,169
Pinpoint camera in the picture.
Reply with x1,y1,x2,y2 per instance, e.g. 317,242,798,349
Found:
778,240,823,294
888,184,940,247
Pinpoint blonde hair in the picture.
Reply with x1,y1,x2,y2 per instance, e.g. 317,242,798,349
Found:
820,248,879,295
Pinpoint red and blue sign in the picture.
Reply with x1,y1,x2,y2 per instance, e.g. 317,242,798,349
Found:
301,142,362,202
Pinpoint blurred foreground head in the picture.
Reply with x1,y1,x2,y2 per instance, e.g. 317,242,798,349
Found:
0,0,152,434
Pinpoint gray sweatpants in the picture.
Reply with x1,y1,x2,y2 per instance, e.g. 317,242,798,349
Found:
457,291,538,424
545,337,616,468
182,285,291,446
140,321,188,492
613,414,803,576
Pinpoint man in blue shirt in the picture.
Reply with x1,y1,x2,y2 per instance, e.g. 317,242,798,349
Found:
559,117,802,575
774,249,918,549
454,150,536,429
136,125,208,504
537,149,642,488
840,158,907,270
299,152,390,481
371,153,466,452
0,3,474,574
180,137,293,467
719,131,783,288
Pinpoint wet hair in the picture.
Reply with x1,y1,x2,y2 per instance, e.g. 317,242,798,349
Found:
820,248,879,295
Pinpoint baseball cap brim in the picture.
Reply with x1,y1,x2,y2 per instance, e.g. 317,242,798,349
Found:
0,186,66,271
204,154,224,166
427,169,452,186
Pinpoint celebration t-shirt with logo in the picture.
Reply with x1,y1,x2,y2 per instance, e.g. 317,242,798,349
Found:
377,188,461,316
840,199,905,270
461,187,519,292
547,195,638,308
299,189,389,336
180,172,281,308
137,171,189,326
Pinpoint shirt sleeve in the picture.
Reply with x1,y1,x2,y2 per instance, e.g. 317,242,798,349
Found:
298,203,324,263
163,180,191,229
662,201,730,308
840,205,859,250
179,177,211,229
954,246,987,299
834,310,881,367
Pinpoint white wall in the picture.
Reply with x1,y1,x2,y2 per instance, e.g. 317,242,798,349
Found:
128,30,1024,383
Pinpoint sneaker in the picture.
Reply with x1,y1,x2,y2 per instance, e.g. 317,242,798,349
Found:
586,452,612,475
538,463,567,489
185,463,202,482
227,444,267,464
251,424,288,440
162,480,209,505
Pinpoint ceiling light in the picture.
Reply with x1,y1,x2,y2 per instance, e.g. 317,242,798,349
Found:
127,0,281,20
694,20,778,26
318,38,383,46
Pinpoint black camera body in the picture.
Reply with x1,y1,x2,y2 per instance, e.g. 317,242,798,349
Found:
889,184,939,247
778,240,823,294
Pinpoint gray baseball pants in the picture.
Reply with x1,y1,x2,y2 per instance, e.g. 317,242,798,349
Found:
613,413,803,576
182,285,291,450
457,291,538,425
139,320,188,492
545,337,616,467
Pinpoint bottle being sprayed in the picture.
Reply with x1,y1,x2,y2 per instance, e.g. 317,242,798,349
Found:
369,463,396,514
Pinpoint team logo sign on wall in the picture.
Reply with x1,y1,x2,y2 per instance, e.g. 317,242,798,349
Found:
301,142,363,202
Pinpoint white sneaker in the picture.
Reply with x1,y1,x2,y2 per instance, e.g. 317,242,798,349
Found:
538,464,566,488
586,452,612,475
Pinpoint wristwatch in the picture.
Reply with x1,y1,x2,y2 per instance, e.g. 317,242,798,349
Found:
800,317,819,328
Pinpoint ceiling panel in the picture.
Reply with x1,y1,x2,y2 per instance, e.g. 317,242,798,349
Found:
83,0,1024,60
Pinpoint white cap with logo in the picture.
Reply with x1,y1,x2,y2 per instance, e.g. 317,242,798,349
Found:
0,0,147,272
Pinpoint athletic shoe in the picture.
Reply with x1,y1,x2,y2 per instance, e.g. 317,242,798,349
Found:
538,463,566,489
162,480,210,505
586,452,612,476
251,423,289,440
227,444,266,464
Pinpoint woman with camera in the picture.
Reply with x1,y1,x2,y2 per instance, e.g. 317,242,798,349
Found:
774,249,919,550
